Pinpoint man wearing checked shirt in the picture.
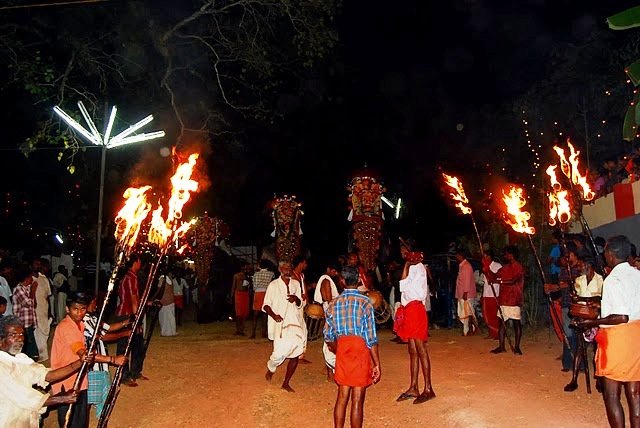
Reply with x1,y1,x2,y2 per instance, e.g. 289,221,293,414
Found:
324,266,380,428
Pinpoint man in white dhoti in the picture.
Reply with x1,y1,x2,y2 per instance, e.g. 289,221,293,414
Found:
263,261,304,392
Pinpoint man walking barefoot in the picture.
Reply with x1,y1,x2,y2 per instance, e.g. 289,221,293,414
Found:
324,266,380,428
394,244,435,404
263,261,304,392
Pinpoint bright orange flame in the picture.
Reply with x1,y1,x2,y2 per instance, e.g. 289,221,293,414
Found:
148,153,200,247
553,139,595,202
545,165,561,191
566,140,595,201
553,146,571,179
501,185,535,235
547,190,571,226
114,186,152,253
442,173,472,214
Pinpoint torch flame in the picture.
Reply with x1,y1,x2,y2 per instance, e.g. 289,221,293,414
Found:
501,185,535,235
553,146,571,179
566,141,595,201
148,153,200,247
553,139,595,202
114,186,152,254
442,173,472,214
547,190,571,226
545,165,562,191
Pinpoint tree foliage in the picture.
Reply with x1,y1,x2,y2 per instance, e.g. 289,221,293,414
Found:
0,0,340,155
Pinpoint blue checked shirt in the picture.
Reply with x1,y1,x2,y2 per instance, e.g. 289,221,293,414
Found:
324,289,378,349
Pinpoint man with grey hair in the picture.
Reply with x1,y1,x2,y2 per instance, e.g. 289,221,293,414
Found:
0,315,85,427
262,261,304,392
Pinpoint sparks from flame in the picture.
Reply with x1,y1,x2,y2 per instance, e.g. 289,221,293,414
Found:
501,185,536,235
114,186,152,254
148,153,200,247
442,173,472,214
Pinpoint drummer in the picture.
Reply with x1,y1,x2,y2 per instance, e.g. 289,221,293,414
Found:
564,256,603,392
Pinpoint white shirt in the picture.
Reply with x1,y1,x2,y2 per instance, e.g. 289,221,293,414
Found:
173,277,186,296
482,261,502,298
262,277,303,341
313,274,339,304
574,273,604,298
399,263,428,307
600,262,640,327
0,275,13,315
0,350,50,428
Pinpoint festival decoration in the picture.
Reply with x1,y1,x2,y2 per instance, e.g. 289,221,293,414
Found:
185,213,230,287
347,171,385,271
99,152,201,428
270,194,303,264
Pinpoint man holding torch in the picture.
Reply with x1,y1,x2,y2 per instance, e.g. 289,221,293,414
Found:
490,246,524,355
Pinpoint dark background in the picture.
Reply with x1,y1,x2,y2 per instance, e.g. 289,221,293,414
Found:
0,0,637,262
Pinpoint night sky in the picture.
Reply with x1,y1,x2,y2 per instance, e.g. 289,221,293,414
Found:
0,0,638,262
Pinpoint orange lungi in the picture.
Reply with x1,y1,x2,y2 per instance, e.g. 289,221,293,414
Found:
334,336,372,387
595,320,640,381
253,291,266,311
235,290,250,319
393,300,428,343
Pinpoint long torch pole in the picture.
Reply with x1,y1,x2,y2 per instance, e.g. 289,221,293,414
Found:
470,213,483,257
525,234,573,359
62,251,125,428
471,214,514,351
97,247,168,428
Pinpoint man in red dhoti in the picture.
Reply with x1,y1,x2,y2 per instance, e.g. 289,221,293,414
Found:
575,235,640,428
393,244,435,404
324,266,380,428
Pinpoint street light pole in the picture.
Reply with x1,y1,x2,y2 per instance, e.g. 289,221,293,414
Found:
94,144,107,294
53,101,166,296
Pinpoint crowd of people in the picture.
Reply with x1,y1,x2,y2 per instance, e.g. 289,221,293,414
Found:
2,229,640,428
0,250,196,427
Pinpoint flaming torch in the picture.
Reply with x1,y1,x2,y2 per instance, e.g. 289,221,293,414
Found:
442,173,484,256
551,138,601,272
500,184,573,355
63,185,152,428
98,153,200,428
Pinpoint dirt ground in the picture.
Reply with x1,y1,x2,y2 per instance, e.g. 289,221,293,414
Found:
43,312,614,428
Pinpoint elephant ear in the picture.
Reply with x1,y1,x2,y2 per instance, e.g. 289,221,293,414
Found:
607,6,640,30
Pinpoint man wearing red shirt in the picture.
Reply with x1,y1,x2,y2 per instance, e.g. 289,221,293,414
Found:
490,246,524,355
116,255,145,387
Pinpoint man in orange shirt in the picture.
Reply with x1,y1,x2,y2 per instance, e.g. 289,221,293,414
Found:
51,292,126,428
